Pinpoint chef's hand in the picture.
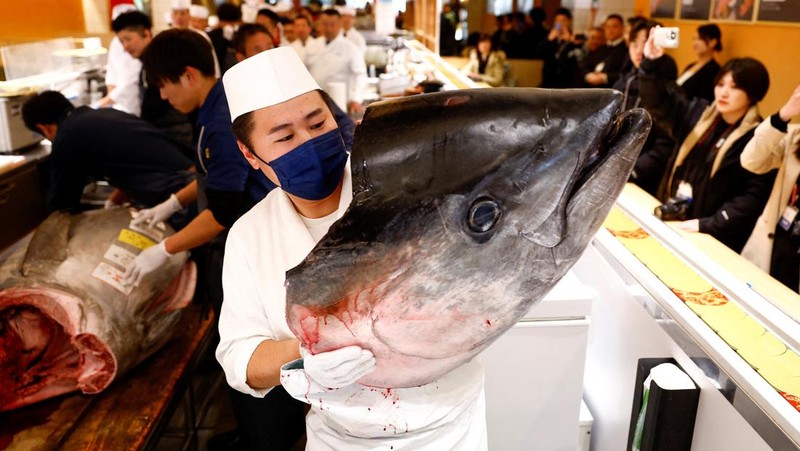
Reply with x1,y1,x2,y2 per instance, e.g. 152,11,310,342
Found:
131,194,182,227
103,198,118,209
301,345,376,389
123,241,171,287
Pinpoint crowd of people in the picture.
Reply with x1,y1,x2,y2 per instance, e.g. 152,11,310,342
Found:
491,6,798,293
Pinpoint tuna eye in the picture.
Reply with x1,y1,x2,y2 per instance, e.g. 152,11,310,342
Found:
467,198,501,234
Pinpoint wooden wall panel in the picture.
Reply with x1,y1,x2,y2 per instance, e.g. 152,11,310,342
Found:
0,0,86,43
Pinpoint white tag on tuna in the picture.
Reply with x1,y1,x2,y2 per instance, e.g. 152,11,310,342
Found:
92,262,134,295
103,244,137,269
779,205,798,231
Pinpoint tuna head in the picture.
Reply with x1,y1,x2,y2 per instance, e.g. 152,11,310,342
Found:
287,88,651,388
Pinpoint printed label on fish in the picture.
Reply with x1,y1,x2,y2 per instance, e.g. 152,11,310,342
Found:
118,229,156,250
103,244,137,269
128,222,165,241
92,262,134,295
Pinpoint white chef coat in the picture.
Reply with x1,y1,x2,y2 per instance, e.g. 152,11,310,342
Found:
306,34,367,105
344,27,366,54
104,37,142,116
216,161,488,450
285,37,324,66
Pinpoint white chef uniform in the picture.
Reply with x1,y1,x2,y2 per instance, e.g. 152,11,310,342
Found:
104,36,143,116
216,164,487,450
285,36,324,66
344,27,366,54
306,33,367,106
216,47,486,450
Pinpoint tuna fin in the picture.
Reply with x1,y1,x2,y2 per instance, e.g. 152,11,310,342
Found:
21,212,72,277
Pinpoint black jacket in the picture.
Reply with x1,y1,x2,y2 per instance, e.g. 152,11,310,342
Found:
638,57,777,252
49,107,194,213
598,41,628,87
612,56,678,196
679,59,721,103
537,38,581,88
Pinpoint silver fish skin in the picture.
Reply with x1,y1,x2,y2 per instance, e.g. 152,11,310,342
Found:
286,88,651,388
0,208,195,412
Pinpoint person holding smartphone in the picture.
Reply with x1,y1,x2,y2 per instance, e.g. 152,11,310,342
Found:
639,26,776,252
537,7,581,88
740,83,800,292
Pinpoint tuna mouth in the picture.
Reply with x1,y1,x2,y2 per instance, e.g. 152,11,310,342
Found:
0,289,116,412
572,109,643,193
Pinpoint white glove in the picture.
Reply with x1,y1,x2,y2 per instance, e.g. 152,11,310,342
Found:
131,194,182,227
103,198,117,209
301,345,376,389
123,240,171,287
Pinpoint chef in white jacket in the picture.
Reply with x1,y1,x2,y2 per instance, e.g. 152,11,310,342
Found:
96,4,142,115
306,8,367,116
337,6,366,54
216,47,487,450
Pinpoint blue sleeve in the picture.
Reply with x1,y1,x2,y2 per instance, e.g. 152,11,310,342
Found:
203,125,250,193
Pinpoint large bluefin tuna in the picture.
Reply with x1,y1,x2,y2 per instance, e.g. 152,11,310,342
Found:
286,88,651,388
0,209,195,412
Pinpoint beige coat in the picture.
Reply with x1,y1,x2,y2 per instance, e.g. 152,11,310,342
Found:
461,49,507,87
740,120,800,271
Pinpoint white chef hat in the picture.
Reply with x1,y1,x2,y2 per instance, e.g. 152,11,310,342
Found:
190,4,209,19
272,2,293,14
111,3,136,20
223,47,320,122
241,3,259,23
171,0,191,10
337,6,356,16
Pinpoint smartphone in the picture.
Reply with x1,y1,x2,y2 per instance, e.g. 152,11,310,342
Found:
555,22,562,32
653,27,680,49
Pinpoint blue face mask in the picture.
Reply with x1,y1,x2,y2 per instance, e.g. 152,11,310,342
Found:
265,128,348,201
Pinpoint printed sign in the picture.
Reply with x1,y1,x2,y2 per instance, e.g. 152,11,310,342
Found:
103,244,137,269
117,229,156,251
92,261,134,295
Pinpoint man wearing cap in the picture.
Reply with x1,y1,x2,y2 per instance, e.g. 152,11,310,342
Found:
189,4,210,31
338,6,365,53
170,0,191,28
233,23,356,160
216,47,487,450
306,8,367,116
